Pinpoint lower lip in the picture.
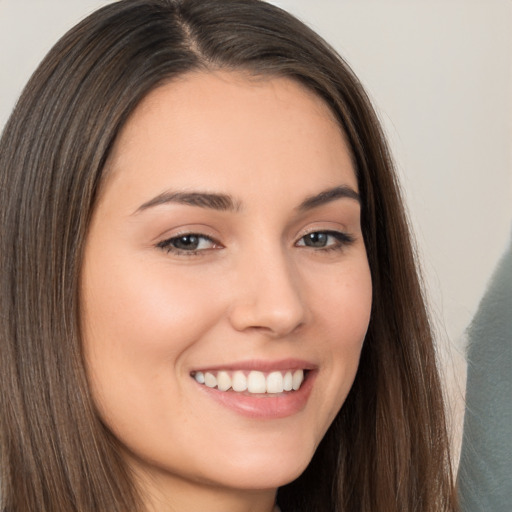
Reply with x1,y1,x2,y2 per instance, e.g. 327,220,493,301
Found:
194,371,316,419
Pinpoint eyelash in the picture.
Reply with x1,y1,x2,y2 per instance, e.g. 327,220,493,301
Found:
296,230,355,252
157,230,355,256
156,233,219,256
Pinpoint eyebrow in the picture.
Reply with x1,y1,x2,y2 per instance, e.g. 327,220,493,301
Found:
297,185,360,211
134,191,240,214
134,184,359,215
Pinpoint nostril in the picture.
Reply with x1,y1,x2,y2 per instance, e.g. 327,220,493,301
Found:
228,301,307,337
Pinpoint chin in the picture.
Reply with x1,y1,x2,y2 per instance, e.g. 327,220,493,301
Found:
201,441,316,491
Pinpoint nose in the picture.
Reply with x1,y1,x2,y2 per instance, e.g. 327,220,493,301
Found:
227,247,308,338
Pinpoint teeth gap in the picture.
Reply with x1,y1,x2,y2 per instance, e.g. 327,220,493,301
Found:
191,369,307,394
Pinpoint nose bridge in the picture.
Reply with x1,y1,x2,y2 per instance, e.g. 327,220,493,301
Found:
228,241,307,336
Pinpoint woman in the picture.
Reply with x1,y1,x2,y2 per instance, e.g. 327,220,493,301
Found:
0,0,458,511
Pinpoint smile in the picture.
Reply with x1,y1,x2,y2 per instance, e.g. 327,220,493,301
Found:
192,369,305,394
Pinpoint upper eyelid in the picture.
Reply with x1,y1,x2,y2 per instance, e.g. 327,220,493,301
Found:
156,228,351,243
156,232,220,251
154,223,354,251
156,229,354,254
155,227,220,244
298,227,345,236
295,227,352,240
296,229,353,243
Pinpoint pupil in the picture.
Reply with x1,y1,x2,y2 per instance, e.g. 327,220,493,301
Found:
174,235,199,250
306,232,327,247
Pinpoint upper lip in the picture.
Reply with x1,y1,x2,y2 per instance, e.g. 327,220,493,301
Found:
191,358,317,373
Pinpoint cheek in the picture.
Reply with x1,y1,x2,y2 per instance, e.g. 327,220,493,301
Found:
306,258,372,423
80,254,227,452
80,250,226,422
82,253,220,358
310,254,372,346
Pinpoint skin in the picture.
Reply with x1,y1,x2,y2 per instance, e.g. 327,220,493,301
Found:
81,71,373,512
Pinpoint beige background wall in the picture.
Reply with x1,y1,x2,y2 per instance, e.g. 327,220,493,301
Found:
1,0,511,461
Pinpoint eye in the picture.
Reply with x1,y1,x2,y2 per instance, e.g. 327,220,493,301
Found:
296,230,354,250
157,233,219,255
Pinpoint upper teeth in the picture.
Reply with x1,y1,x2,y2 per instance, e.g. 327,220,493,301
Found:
193,369,305,394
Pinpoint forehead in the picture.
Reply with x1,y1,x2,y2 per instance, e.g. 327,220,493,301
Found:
101,70,357,207
126,70,342,136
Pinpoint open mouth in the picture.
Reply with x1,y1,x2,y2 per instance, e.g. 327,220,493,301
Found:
191,369,307,394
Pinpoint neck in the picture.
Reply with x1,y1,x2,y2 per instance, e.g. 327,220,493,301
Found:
134,467,278,512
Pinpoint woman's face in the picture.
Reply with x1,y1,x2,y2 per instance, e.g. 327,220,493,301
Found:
81,71,372,506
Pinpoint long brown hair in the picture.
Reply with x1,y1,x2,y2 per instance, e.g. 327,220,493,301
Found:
0,1,457,510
